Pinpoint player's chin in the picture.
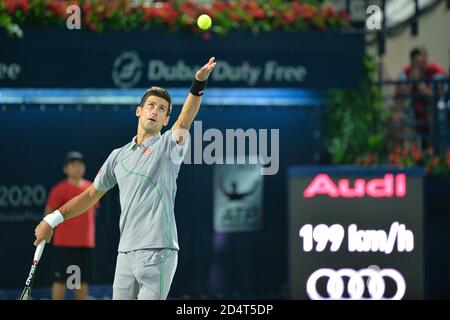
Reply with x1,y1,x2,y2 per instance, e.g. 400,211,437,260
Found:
144,122,160,132
144,120,155,128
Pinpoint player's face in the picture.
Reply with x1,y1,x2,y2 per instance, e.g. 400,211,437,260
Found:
136,95,170,133
63,160,85,180
412,53,427,72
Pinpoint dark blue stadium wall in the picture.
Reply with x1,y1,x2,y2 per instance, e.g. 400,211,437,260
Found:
0,104,322,297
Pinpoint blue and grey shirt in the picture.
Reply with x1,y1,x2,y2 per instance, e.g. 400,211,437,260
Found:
94,129,188,252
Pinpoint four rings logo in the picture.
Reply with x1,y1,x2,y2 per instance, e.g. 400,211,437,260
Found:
307,268,406,300
112,51,143,88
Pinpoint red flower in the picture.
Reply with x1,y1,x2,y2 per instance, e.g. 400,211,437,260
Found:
83,1,92,23
241,0,266,20
412,148,422,162
392,144,402,155
19,0,29,12
97,3,111,19
157,2,179,26
446,149,450,167
445,149,450,167
211,0,229,12
338,10,351,21
401,147,410,158
432,156,441,167
143,7,157,20
2,0,348,36
269,8,279,18
250,8,266,20
244,0,259,11
207,9,220,20
4,0,13,13
230,12,239,22
324,6,336,17
388,152,401,165
46,1,69,18
232,0,241,8
5,0,29,14
283,12,296,25
180,0,197,11
292,2,314,19
180,1,198,19
364,153,376,165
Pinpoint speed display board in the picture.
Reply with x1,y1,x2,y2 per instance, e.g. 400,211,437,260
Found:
288,166,424,300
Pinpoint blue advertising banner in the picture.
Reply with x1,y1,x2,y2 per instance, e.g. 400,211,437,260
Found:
0,28,364,89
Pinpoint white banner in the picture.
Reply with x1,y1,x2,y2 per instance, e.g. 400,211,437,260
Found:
213,159,263,233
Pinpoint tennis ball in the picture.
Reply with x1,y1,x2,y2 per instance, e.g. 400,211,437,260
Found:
197,14,212,30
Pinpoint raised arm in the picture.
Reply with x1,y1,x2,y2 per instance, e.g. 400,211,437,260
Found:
172,57,216,143
34,185,105,245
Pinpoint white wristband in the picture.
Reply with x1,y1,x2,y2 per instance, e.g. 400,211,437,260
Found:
43,210,64,228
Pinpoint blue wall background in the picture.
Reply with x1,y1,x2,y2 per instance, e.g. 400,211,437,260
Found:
0,103,322,298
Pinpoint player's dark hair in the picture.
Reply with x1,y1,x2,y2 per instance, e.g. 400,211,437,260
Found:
410,46,427,60
139,86,172,115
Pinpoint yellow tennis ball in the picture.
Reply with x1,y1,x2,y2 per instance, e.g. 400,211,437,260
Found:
197,14,212,30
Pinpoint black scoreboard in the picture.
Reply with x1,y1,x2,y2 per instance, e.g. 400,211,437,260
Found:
288,166,424,300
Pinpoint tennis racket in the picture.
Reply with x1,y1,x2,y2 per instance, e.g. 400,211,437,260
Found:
18,241,46,300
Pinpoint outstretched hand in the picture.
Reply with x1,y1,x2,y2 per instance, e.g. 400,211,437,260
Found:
195,57,216,82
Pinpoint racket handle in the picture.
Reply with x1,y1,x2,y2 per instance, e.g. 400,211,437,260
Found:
33,241,46,262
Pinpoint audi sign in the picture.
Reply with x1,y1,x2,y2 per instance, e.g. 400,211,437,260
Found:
306,268,406,300
288,166,425,300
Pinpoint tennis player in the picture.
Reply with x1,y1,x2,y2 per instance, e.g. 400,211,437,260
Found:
34,57,217,300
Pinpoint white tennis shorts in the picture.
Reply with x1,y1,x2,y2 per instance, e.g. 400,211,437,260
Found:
112,248,178,300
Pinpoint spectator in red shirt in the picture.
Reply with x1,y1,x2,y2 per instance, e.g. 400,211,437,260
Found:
394,46,448,149
44,151,97,300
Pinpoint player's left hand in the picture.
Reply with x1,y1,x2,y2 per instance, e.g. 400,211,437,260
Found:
195,57,216,82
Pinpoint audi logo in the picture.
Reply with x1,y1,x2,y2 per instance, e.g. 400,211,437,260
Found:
306,268,406,300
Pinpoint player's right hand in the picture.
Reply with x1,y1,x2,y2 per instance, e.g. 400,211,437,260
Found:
195,57,216,82
34,220,53,246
